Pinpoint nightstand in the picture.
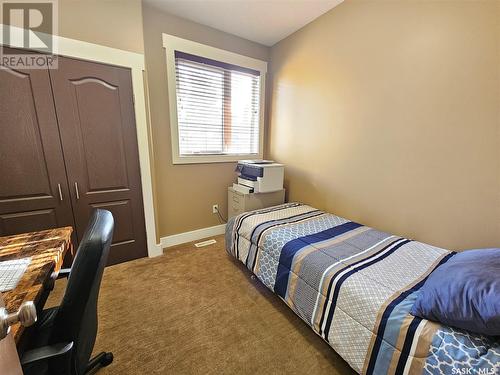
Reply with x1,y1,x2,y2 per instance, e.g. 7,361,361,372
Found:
228,187,285,219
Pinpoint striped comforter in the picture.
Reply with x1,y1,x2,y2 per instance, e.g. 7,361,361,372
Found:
225,203,500,375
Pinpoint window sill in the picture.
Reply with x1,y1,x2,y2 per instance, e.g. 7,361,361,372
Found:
172,153,263,165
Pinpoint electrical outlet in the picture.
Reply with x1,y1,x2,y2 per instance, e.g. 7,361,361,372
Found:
212,204,219,214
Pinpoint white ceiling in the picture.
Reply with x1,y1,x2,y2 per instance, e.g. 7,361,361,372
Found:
144,0,344,46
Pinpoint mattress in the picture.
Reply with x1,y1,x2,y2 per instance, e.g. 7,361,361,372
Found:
225,203,500,375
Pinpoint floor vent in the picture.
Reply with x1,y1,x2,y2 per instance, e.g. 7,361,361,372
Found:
194,239,217,248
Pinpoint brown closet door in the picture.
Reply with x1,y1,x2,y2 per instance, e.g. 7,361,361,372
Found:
0,47,75,236
49,56,147,265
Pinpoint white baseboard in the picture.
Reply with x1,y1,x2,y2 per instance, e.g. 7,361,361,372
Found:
160,224,226,249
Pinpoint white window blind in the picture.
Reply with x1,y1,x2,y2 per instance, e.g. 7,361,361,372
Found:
174,51,261,156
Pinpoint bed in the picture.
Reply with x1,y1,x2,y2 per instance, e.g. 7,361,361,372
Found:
225,203,500,375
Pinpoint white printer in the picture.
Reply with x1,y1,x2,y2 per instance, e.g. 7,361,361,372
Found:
235,160,284,193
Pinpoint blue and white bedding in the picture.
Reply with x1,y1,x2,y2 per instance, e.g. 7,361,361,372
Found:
225,203,500,375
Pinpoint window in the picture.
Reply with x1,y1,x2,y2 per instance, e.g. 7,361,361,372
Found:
175,52,260,156
163,34,267,164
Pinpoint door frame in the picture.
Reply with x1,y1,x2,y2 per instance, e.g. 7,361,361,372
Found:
0,24,162,258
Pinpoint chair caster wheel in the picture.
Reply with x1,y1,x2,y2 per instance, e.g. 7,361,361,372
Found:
86,351,114,373
101,352,113,367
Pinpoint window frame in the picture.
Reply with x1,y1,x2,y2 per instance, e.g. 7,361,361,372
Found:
162,33,267,164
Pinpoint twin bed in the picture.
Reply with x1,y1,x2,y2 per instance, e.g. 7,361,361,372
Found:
225,203,500,375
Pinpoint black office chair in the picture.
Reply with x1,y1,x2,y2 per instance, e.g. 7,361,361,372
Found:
22,209,115,375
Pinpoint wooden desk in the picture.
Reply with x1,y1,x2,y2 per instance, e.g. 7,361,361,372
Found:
0,227,73,343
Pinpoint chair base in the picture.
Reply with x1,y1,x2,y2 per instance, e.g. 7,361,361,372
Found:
85,352,113,375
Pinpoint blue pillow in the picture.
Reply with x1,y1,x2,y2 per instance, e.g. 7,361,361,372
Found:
411,248,500,336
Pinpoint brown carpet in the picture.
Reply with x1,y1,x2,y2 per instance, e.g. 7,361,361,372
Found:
48,235,354,374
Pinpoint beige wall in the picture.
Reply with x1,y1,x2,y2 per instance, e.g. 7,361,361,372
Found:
57,0,144,53
142,3,270,238
269,0,500,250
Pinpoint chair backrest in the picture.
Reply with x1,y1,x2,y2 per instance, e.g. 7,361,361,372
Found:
50,209,114,375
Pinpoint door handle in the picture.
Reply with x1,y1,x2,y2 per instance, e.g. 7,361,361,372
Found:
74,182,80,200
57,183,63,201
0,301,37,340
